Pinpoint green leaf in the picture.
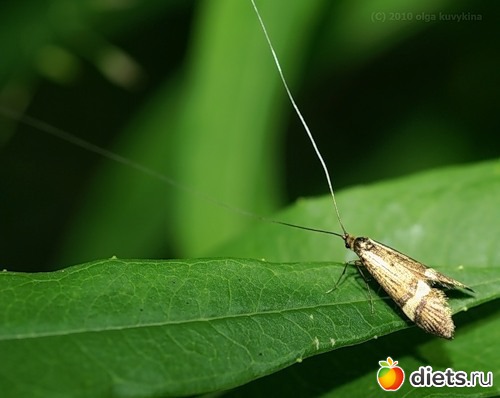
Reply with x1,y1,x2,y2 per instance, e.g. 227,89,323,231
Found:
2,160,500,397
0,257,497,397
231,300,500,397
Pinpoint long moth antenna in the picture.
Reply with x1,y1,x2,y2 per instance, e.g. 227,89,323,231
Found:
250,0,347,236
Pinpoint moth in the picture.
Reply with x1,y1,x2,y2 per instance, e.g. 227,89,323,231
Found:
251,0,472,339
342,234,472,339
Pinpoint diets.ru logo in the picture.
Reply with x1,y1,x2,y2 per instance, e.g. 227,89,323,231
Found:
377,357,405,391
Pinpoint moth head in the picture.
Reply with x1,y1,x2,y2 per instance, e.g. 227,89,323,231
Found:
343,233,356,249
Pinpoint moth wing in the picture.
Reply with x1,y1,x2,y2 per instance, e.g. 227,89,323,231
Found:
372,239,472,291
356,240,456,339
355,242,423,308
410,283,455,339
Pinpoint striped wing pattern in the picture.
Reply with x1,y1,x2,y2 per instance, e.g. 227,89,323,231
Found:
344,234,469,339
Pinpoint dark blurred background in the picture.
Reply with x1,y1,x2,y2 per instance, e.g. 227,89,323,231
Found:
0,0,498,272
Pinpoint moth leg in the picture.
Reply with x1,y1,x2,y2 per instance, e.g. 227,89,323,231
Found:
326,261,353,294
354,261,375,314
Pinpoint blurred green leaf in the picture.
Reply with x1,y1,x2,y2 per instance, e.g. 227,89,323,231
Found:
2,0,498,273
54,0,327,264
218,159,500,267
